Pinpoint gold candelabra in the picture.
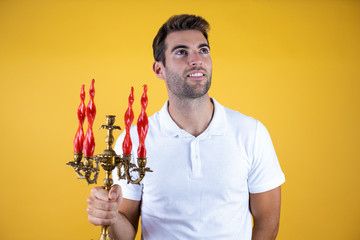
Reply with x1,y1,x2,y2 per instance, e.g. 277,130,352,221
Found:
67,81,151,240
67,115,152,240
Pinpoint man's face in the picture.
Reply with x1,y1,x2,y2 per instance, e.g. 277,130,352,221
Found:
161,30,212,99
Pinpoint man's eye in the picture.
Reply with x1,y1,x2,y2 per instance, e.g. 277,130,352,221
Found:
176,50,187,55
200,48,209,54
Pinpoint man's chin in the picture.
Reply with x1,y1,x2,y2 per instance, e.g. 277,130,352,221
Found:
182,86,210,99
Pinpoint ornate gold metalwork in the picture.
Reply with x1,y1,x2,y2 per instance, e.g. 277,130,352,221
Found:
67,115,152,240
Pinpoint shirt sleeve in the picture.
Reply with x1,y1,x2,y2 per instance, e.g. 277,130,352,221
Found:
112,131,143,201
248,121,285,194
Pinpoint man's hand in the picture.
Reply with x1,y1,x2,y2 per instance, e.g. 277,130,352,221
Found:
87,185,123,226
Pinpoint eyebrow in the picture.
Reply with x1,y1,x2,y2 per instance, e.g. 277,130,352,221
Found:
198,43,210,50
170,43,210,53
170,45,188,53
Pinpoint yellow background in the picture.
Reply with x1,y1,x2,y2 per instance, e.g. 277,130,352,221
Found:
1,0,359,239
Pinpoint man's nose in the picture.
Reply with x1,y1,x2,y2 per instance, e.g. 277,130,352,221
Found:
189,52,202,66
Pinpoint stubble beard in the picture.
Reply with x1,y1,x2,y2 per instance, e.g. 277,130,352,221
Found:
165,67,212,99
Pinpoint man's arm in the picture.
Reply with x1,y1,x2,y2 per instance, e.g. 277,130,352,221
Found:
109,198,141,240
250,186,281,240
87,185,141,240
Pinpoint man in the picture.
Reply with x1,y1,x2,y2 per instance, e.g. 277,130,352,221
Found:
87,14,285,240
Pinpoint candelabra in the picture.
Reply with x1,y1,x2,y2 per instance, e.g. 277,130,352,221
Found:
67,79,152,240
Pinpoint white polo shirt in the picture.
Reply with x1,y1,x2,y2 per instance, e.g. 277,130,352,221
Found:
113,98,285,240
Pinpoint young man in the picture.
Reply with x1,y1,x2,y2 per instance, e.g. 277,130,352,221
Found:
87,14,285,240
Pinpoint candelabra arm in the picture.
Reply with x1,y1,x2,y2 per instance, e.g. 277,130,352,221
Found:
127,172,145,185
121,156,152,185
85,171,99,185
84,157,99,185
75,168,85,179
67,155,99,184
120,154,131,182
117,162,125,180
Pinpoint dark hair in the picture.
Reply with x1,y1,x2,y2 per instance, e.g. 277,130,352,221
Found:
152,14,210,66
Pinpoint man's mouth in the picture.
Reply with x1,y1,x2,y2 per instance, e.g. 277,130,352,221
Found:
187,72,205,78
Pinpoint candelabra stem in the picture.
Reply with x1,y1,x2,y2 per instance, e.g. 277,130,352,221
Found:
99,225,112,240
98,170,114,240
104,170,113,190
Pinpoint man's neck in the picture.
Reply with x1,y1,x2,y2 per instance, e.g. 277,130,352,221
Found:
167,94,214,137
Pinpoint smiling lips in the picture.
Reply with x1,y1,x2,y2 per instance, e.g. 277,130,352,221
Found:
187,71,205,79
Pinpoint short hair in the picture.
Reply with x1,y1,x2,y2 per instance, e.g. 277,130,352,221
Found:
152,14,210,66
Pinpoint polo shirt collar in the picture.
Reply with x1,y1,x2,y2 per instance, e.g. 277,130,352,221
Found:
158,101,181,137
158,98,227,137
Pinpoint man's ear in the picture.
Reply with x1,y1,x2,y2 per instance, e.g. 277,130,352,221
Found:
153,61,165,80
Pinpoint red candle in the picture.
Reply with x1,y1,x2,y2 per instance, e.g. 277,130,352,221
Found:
122,87,134,155
137,85,148,158
83,79,96,157
73,85,86,153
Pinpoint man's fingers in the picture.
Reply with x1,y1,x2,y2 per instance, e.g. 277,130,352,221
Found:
86,196,118,211
108,184,122,201
87,185,123,227
87,214,118,226
90,186,109,201
87,197,120,226
87,204,119,219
